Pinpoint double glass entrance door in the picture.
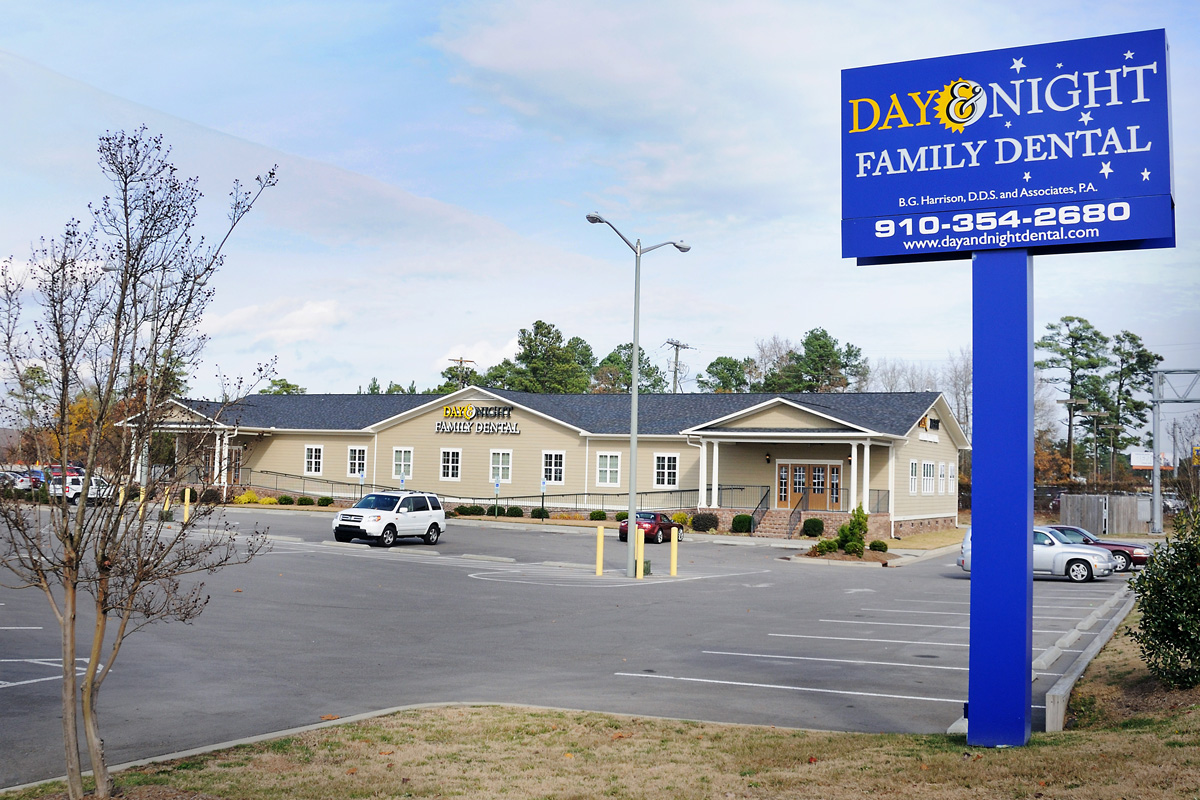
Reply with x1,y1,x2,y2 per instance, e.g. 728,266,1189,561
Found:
777,462,841,511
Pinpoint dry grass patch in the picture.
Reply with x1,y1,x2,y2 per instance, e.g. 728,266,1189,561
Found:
11,696,1200,800
890,526,965,550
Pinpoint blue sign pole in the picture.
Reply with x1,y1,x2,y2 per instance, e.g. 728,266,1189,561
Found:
968,247,1034,746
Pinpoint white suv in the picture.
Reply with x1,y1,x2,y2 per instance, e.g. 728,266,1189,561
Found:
47,475,116,504
332,491,445,546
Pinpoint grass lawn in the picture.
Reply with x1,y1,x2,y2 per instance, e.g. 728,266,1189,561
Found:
12,605,1200,800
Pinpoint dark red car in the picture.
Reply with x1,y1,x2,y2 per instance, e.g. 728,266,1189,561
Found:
618,511,684,544
1046,524,1150,572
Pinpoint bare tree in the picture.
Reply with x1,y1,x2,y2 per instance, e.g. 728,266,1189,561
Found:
751,334,795,387
942,347,972,439
0,128,276,799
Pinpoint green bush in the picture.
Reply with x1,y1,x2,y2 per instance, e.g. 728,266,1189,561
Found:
34,487,50,504
868,539,889,552
812,538,838,556
801,518,824,537
843,539,865,557
615,511,628,522
691,512,718,533
731,514,754,533
589,509,607,521
444,509,458,518
456,504,485,516
531,507,550,519
506,506,524,517
296,496,315,506
158,509,175,522
486,504,504,516
1130,506,1200,688
277,495,294,505
671,511,692,528
317,496,334,507
200,488,222,504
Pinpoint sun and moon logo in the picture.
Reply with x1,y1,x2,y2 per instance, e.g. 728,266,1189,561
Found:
934,78,988,133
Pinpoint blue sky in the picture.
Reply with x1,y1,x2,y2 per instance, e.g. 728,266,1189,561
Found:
1,0,1197,406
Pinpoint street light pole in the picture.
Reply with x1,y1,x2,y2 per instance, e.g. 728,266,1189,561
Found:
1056,398,1086,480
586,213,689,578
1078,410,1109,486
1101,424,1122,486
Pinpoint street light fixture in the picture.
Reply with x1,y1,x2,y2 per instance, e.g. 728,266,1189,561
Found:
586,213,690,578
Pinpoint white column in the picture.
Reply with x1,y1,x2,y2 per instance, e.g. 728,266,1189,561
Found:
848,442,858,511
698,440,709,508
212,431,221,483
887,444,896,537
710,441,720,508
219,431,229,501
863,440,872,514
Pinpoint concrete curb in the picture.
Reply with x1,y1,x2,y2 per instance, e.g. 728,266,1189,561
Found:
1044,589,1136,732
776,542,960,569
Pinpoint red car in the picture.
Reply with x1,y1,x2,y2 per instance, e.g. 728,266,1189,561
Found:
1046,524,1150,572
618,511,684,544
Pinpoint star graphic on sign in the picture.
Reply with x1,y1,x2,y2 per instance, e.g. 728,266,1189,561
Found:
1023,172,1031,182
1005,121,1012,128
1142,168,1151,181
1056,62,1063,68
1011,57,1025,73
1079,111,1093,125
1124,50,1135,60
1100,162,1114,178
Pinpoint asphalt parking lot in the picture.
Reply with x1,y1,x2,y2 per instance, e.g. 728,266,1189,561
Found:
1,507,1132,789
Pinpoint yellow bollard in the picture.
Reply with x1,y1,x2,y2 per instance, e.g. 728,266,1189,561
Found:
670,526,678,576
138,486,146,519
118,486,125,507
183,488,191,523
596,526,604,576
163,493,171,516
635,528,644,579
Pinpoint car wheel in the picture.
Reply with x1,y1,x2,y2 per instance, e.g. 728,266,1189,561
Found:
424,524,441,545
379,525,397,547
618,533,627,543
675,526,684,542
334,531,353,543
1066,559,1093,583
653,528,664,544
1112,551,1131,572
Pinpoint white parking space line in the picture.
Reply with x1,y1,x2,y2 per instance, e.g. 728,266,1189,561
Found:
894,599,1108,611
0,627,43,630
0,658,95,689
766,633,1083,653
819,619,1086,635
616,672,965,704
703,650,968,671
859,607,1083,621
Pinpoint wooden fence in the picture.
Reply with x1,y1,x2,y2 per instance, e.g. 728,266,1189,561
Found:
1060,494,1150,535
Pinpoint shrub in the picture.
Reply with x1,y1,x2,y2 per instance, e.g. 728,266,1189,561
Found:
486,504,504,516
843,539,865,557
506,506,524,517
615,511,628,522
812,538,838,556
297,496,315,506
691,512,718,533
868,539,889,552
158,510,174,522
317,496,334,507
234,490,259,505
589,509,607,521
801,518,824,537
259,496,279,505
277,495,294,505
200,488,222,504
1130,506,1200,688
671,511,692,528
531,507,550,519
456,504,485,516
444,509,458,518
731,514,754,533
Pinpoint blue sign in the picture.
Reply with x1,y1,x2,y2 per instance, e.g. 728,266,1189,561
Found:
842,30,1173,263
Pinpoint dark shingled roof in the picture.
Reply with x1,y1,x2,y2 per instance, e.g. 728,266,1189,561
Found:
180,389,942,437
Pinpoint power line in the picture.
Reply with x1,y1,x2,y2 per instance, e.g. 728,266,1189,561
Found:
665,339,696,394
448,356,476,389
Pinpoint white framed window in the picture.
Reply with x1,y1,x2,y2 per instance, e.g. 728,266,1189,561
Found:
909,460,918,495
949,460,957,487
392,447,413,480
596,452,621,487
490,449,512,483
305,445,323,476
654,453,679,489
440,448,461,481
938,462,947,494
542,451,565,485
922,461,936,495
347,446,367,478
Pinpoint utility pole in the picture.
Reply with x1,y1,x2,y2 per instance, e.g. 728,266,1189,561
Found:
665,339,696,393
448,356,476,389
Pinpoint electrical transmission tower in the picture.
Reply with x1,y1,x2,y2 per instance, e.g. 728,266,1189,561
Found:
665,339,696,393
